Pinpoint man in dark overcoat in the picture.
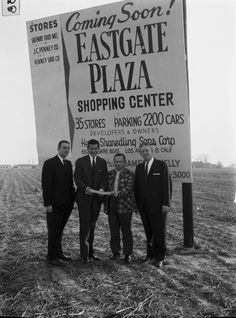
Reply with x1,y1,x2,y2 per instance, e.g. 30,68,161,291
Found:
74,139,108,263
42,140,75,266
134,142,172,267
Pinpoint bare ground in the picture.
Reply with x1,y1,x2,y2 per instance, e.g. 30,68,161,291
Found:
0,167,235,318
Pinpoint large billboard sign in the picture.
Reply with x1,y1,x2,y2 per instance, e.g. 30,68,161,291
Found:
27,0,192,182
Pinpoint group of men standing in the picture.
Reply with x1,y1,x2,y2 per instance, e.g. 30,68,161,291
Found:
41,139,172,269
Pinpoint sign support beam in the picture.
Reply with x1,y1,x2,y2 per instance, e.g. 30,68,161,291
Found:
181,0,194,248
182,183,194,247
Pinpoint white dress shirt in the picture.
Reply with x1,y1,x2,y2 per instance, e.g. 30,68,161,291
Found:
145,157,154,175
89,155,96,166
57,154,65,165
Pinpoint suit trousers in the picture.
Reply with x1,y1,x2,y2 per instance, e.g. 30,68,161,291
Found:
46,201,73,260
108,197,133,256
78,198,100,258
140,201,167,261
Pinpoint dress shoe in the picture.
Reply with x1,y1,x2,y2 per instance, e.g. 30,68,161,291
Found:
123,255,132,263
110,253,120,260
89,255,100,261
58,254,72,261
46,258,65,267
156,261,163,268
151,259,163,268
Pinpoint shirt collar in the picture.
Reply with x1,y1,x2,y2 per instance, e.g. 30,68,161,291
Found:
57,154,65,164
89,154,96,163
145,157,154,166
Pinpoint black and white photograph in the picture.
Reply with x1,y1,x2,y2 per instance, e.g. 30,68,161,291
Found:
0,0,235,317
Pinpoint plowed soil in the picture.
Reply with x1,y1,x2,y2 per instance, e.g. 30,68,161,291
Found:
0,167,235,318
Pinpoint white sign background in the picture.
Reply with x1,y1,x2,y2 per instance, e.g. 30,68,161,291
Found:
27,0,192,182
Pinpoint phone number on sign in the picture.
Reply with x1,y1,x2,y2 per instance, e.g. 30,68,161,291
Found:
170,171,191,179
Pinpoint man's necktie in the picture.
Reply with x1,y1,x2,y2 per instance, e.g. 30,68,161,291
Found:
92,158,95,176
145,162,148,181
63,159,66,168
91,158,95,188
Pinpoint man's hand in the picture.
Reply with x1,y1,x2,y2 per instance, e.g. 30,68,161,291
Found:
162,206,170,213
111,190,119,197
98,188,104,197
86,187,94,195
46,205,53,213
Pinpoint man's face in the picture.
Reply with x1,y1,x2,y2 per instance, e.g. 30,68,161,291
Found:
58,142,70,158
114,156,126,171
140,145,153,162
88,144,99,157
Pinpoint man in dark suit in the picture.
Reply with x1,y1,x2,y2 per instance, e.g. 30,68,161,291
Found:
42,140,75,267
74,139,108,263
134,142,172,268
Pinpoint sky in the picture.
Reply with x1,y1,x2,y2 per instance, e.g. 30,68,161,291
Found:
0,0,235,166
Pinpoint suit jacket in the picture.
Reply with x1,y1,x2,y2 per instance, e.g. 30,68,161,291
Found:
134,158,172,213
41,155,75,207
106,168,137,214
74,155,108,210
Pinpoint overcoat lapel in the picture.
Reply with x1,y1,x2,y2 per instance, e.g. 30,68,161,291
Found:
55,155,67,175
85,155,91,168
141,162,146,182
148,159,155,177
55,156,72,187
55,155,64,169
147,159,161,179
85,155,92,182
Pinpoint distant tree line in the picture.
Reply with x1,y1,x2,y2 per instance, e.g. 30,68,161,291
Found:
191,161,223,168
192,154,235,168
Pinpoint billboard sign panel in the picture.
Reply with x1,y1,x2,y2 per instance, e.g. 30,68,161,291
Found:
27,0,192,182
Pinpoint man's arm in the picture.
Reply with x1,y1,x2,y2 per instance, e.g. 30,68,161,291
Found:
162,162,172,207
68,161,75,197
73,159,87,194
41,160,53,208
99,159,108,191
134,166,140,208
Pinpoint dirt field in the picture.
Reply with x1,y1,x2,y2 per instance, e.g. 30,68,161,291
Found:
0,167,235,318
